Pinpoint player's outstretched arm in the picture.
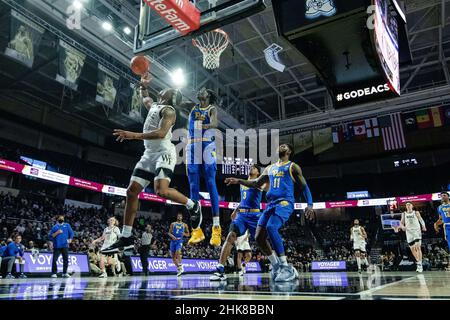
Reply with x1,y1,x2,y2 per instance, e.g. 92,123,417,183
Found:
140,72,154,110
291,163,314,204
113,107,175,142
291,163,314,218
225,167,269,189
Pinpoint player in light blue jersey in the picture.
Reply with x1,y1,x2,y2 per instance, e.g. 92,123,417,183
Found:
434,192,450,252
169,213,190,276
225,144,315,282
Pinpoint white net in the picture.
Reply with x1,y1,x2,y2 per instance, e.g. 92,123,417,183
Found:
192,29,229,69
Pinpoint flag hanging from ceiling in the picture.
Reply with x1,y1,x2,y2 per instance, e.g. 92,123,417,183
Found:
415,109,432,129
352,120,367,140
444,105,450,126
344,123,355,141
332,125,344,144
429,106,444,127
403,111,418,131
365,118,380,137
379,113,406,151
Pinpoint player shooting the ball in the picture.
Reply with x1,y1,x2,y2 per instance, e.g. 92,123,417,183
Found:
101,71,202,254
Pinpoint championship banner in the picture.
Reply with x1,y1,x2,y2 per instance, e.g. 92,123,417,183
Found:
5,10,45,68
128,83,144,122
96,64,119,108
55,40,86,90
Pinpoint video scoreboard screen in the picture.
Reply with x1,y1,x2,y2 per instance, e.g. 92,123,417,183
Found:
221,157,254,176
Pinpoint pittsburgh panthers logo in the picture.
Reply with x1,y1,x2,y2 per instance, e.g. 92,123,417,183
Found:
305,0,337,19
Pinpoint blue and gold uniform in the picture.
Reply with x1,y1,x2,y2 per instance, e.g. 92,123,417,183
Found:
257,161,297,256
170,222,185,253
259,161,296,227
231,186,263,240
187,104,219,216
438,203,450,249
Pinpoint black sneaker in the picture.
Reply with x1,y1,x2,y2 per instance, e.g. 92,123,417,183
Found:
189,200,203,228
101,236,135,254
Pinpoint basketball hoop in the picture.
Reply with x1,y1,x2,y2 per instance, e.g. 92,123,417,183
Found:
192,29,229,70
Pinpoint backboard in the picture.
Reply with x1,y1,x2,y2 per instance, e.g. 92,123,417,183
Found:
134,0,266,53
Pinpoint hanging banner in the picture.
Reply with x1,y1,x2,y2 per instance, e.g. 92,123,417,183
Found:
5,10,45,68
313,127,333,155
55,40,86,90
96,64,119,108
128,83,144,122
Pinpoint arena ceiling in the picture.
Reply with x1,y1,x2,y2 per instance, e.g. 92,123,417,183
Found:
0,0,449,134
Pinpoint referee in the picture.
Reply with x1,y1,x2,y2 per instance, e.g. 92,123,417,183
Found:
139,225,152,276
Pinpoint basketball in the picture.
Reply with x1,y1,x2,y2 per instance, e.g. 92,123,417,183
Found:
130,55,150,75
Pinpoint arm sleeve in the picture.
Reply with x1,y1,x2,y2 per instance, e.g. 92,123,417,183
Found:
302,183,313,206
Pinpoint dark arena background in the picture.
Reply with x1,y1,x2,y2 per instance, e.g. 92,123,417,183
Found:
0,0,450,313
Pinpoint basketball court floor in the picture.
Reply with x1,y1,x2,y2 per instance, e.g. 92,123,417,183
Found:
1,272,449,300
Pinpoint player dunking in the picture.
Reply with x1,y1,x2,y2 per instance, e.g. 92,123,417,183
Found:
434,192,450,252
210,164,269,281
225,144,314,282
101,73,201,254
397,202,426,273
186,88,221,246
350,219,369,273
168,213,190,277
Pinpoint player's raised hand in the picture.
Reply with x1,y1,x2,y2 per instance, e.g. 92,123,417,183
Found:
224,177,239,186
140,72,152,87
113,129,138,142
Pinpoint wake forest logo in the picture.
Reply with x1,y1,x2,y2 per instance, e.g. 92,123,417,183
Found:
305,0,337,20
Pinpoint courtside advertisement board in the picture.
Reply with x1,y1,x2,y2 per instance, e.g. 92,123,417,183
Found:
131,257,261,273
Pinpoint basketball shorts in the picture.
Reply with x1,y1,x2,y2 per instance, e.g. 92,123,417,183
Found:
258,201,294,228
186,142,217,177
170,240,183,253
406,228,422,246
131,146,177,188
236,235,251,252
231,212,260,240
353,241,366,252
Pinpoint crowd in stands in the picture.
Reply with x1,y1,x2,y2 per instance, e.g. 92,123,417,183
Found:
2,189,450,276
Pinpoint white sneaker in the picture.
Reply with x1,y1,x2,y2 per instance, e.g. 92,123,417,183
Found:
238,269,245,276
177,266,185,277
51,274,57,278
416,264,423,273
98,272,108,278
